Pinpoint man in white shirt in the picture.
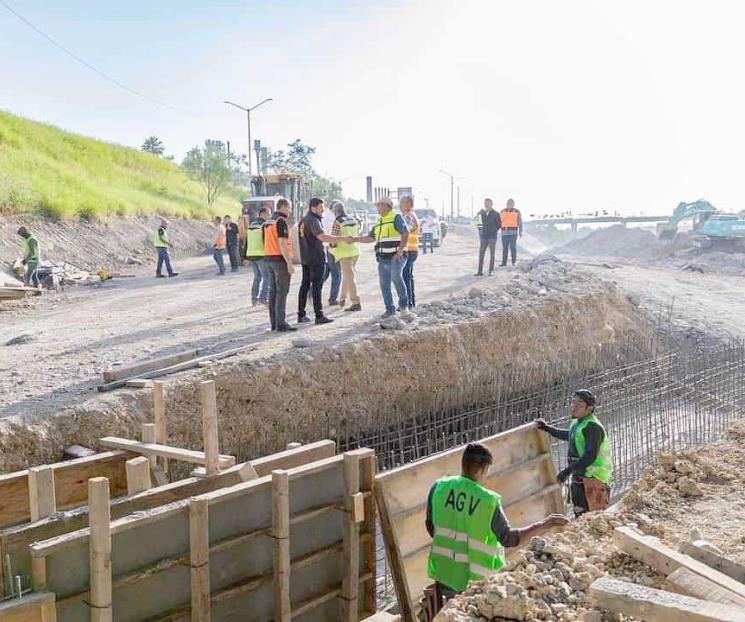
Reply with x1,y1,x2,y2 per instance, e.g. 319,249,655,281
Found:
321,202,341,304
420,216,436,254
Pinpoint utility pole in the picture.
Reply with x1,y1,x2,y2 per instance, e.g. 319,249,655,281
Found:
223,98,273,187
470,195,474,217
439,169,455,221
226,140,231,167
457,186,460,218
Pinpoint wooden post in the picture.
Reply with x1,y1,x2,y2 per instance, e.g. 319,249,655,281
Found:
125,457,152,495
141,423,157,467
153,381,168,475
272,470,291,622
360,451,377,616
200,381,220,476
341,453,361,621
88,477,112,622
190,497,211,622
28,466,56,522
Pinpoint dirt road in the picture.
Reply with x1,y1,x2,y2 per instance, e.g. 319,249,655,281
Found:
0,232,496,420
580,260,745,342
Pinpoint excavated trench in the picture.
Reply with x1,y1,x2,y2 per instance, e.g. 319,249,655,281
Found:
0,285,654,472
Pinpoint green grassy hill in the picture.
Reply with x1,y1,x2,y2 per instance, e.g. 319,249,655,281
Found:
0,110,241,220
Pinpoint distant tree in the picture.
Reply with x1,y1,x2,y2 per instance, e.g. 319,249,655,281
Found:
266,139,315,176
141,136,165,156
182,140,237,207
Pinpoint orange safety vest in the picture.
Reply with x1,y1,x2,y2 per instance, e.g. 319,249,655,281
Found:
264,215,293,257
500,209,519,229
214,225,226,250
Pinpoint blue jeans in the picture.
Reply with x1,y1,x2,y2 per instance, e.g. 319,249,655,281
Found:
213,248,225,274
377,258,408,314
402,250,417,307
251,259,271,302
156,247,173,276
323,249,341,302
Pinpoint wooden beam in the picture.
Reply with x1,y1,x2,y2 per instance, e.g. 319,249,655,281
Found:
102,350,199,382
125,457,152,496
680,542,745,584
667,567,745,609
88,477,112,622
141,423,157,468
614,527,745,601
340,453,361,622
153,381,168,476
99,437,235,469
199,381,220,476
0,592,57,622
360,450,377,616
28,466,56,523
189,497,210,622
272,470,291,622
589,577,745,622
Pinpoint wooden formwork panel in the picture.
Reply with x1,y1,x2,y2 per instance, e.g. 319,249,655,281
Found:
0,592,56,622
30,449,376,622
0,441,336,601
375,423,564,621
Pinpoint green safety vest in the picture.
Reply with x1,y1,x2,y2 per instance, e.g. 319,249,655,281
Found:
22,234,40,262
153,228,169,248
428,475,505,592
247,220,266,258
374,210,401,257
570,414,613,484
332,217,360,259
474,211,485,230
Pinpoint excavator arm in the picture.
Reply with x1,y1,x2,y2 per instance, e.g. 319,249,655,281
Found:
658,200,717,239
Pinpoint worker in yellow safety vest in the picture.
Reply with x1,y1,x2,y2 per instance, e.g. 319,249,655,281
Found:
536,389,613,516
329,200,362,311
426,443,569,608
153,219,179,278
16,226,41,287
247,206,271,305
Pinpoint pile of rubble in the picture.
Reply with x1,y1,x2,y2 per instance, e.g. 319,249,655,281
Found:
434,422,745,621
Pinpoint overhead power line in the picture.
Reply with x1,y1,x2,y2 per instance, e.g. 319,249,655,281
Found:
0,0,187,113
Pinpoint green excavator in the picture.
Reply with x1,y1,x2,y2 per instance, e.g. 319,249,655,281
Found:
657,200,745,249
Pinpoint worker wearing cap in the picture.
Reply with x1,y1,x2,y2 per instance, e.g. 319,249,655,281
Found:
16,226,41,287
499,198,523,266
353,196,410,318
426,442,569,607
153,219,178,278
536,389,613,516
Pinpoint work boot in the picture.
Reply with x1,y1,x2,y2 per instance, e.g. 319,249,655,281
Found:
328,299,339,306
277,324,297,332
297,315,311,324
474,272,483,276
345,303,362,312
380,310,396,319
169,272,179,277
156,274,166,278
315,315,334,325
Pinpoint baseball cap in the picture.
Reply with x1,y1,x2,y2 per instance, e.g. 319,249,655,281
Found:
376,197,394,209
573,389,596,407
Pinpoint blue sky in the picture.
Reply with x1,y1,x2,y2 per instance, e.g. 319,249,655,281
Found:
3,1,745,217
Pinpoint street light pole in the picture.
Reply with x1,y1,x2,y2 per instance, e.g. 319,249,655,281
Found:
439,169,455,221
223,98,273,186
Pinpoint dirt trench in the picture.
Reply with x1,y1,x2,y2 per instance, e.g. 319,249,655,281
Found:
0,284,651,471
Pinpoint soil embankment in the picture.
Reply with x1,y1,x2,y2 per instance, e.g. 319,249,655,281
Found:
0,258,652,470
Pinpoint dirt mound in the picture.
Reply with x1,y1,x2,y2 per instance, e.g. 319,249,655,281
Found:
558,225,663,259
435,421,745,621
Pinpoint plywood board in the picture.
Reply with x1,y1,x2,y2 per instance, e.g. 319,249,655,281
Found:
0,591,56,622
31,450,375,622
375,423,564,621
0,441,336,600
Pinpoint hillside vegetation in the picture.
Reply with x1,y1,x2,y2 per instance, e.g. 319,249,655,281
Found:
0,110,241,220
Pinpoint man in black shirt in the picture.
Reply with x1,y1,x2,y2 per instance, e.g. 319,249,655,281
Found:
474,198,501,276
297,198,351,325
224,215,240,272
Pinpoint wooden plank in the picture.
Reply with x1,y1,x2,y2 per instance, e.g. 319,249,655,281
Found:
667,567,745,608
589,577,745,622
142,423,158,469
272,470,291,622
189,497,210,622
360,451,377,616
0,592,57,622
614,527,745,601
341,453,361,622
102,350,199,382
125,457,152,495
125,379,152,389
28,466,56,522
679,542,745,584
153,381,169,476
99,437,235,469
200,381,220,476
88,477,112,622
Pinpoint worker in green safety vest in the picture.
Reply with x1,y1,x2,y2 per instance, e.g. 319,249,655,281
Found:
426,443,569,607
153,219,179,278
536,389,613,516
16,226,41,287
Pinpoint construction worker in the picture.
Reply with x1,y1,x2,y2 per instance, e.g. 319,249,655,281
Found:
536,389,613,516
16,226,41,287
353,197,410,319
420,214,436,254
224,215,240,273
330,200,362,311
212,216,227,276
297,198,351,325
499,198,523,266
247,206,271,306
474,198,501,276
399,195,419,310
426,443,569,606
153,219,178,278
321,200,342,306
263,198,296,332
